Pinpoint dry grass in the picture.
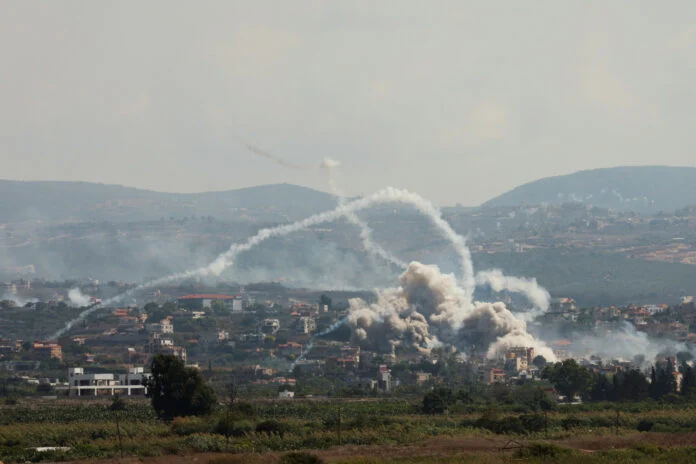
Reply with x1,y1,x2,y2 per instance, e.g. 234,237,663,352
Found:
63,431,696,464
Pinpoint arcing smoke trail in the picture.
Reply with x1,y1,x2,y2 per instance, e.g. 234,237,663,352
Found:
321,157,407,271
321,157,551,312
50,187,474,339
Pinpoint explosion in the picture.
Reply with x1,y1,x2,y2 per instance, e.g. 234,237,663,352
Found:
347,262,556,361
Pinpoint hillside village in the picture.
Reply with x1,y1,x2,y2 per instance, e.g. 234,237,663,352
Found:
2,279,695,401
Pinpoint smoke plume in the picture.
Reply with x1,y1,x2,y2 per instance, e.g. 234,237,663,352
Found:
347,262,556,360
67,288,92,307
475,269,550,319
50,187,476,339
321,157,407,271
567,322,690,363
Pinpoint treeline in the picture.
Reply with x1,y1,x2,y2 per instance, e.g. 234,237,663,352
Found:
421,359,696,417
590,361,696,402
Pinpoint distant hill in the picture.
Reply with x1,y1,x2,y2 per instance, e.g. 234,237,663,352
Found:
0,180,337,223
482,166,696,213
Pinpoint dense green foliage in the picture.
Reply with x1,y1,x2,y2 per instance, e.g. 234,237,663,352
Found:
146,354,217,419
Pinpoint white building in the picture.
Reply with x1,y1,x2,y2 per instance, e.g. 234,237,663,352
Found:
296,316,316,334
67,367,151,397
146,319,173,334
262,319,280,334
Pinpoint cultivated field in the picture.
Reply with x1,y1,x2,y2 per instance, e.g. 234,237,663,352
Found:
2,398,696,463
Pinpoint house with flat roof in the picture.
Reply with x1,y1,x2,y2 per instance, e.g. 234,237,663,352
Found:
66,367,151,397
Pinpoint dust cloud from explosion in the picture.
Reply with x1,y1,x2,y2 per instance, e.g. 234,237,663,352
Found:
51,152,556,362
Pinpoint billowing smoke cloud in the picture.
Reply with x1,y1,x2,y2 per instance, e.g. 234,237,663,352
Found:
68,287,92,307
0,293,38,307
347,262,556,361
475,269,550,319
567,322,690,363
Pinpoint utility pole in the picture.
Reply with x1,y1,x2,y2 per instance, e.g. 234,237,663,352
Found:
115,413,123,461
337,403,342,446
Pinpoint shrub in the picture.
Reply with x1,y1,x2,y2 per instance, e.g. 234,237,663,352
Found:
171,416,211,436
255,419,291,437
561,416,584,430
636,419,653,432
183,433,229,452
632,443,664,456
280,451,324,464
519,414,546,433
215,418,253,437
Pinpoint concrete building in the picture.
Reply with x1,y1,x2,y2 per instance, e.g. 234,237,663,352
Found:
146,333,187,363
296,316,316,334
481,367,507,384
33,341,63,361
67,367,151,397
146,318,173,334
378,364,392,392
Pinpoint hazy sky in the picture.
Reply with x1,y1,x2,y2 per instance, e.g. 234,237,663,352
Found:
1,1,695,205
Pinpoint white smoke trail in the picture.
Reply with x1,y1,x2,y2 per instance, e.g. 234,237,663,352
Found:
236,137,311,170
50,187,473,339
321,157,407,271
475,269,550,319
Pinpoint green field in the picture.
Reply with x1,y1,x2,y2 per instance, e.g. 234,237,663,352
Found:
3,398,696,463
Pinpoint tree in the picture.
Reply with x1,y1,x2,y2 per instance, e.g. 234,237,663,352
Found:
143,302,159,314
589,374,613,402
532,355,548,369
649,364,677,400
680,362,696,397
318,294,332,311
677,351,694,365
146,354,217,419
617,369,649,401
422,387,454,414
542,360,593,402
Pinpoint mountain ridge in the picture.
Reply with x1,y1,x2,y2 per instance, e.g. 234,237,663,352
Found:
482,165,696,213
0,180,337,223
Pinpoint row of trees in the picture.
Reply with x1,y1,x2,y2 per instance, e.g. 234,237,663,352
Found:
544,359,696,403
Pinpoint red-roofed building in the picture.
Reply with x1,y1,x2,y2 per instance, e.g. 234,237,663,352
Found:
33,341,63,361
482,368,506,384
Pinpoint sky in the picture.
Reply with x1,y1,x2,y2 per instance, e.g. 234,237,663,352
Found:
1,1,695,206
